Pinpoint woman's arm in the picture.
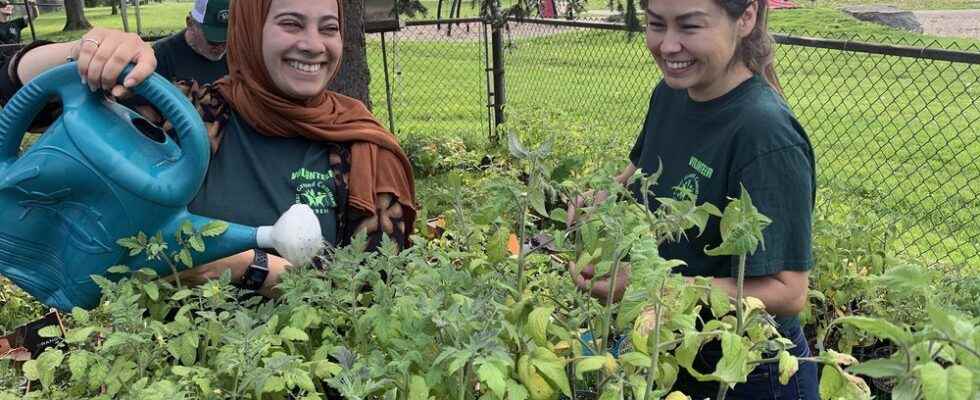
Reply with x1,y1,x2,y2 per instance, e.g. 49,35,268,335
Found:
14,28,155,97
175,250,290,298
706,271,809,317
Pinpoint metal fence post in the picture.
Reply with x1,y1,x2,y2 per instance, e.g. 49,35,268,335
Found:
490,0,506,140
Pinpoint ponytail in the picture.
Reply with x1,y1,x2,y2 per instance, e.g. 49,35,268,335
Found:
716,0,784,96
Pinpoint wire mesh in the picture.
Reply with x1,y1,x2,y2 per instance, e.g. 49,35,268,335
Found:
369,19,980,268
367,20,491,143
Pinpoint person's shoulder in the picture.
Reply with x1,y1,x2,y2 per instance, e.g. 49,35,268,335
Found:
731,79,810,157
152,29,187,52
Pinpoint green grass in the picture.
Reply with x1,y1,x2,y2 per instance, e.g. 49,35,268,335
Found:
25,1,191,42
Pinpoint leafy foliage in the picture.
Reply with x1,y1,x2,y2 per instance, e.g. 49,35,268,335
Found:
1,133,977,399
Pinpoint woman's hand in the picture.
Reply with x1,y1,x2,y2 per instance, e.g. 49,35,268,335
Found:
72,28,156,97
565,190,610,227
567,261,631,304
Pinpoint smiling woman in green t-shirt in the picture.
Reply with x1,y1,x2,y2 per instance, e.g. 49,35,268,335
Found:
567,0,818,398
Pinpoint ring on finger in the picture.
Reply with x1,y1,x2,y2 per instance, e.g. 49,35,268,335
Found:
81,38,101,48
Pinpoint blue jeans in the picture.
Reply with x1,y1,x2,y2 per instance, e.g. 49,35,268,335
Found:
671,324,819,400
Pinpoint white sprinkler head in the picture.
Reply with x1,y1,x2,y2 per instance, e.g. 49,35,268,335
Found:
255,204,324,266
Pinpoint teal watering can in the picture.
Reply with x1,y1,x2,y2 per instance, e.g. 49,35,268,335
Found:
0,63,323,311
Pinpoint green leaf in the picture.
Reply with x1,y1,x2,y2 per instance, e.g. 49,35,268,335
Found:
837,316,912,346
873,265,930,293
171,289,193,301
598,382,622,400
200,221,229,237
919,362,973,400
628,375,648,400
575,355,608,379
712,332,752,383
507,132,531,159
704,185,771,257
777,350,799,385
38,325,62,338
279,326,309,342
848,358,906,379
477,362,507,398
408,375,430,400
529,188,548,217
33,349,64,389
188,234,206,253
116,237,142,250
68,351,91,382
507,379,530,400
525,306,554,347
891,377,920,400
530,348,571,397
709,287,731,318
178,248,194,268
107,265,131,274
143,282,159,301
66,326,96,344
620,352,651,369
180,220,195,236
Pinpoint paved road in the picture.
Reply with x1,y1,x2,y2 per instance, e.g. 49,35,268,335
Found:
913,10,980,41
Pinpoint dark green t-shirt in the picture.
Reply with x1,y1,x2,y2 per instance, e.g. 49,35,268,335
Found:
152,29,228,85
629,75,815,329
189,112,342,246
0,17,27,45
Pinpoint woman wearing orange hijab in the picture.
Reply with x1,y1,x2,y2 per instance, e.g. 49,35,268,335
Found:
3,0,416,296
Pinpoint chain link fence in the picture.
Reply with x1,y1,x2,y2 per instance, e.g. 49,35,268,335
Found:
368,18,980,268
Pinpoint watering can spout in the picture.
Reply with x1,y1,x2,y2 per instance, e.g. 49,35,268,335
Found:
159,204,324,277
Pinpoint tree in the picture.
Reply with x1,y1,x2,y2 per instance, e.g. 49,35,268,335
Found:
330,0,371,107
64,0,93,31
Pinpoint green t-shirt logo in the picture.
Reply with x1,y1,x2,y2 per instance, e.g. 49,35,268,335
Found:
672,156,714,201
291,168,337,215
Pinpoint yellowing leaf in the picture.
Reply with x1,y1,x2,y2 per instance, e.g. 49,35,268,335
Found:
827,350,859,366
665,391,691,400
526,306,554,347
777,350,799,385
819,365,871,400
575,356,608,379
743,296,765,314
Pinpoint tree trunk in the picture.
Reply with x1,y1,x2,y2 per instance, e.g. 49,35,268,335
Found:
63,0,92,31
329,0,371,109
111,3,118,16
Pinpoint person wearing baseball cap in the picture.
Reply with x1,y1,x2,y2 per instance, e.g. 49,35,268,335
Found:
152,0,231,85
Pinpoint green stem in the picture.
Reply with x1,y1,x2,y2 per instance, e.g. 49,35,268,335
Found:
719,255,748,400
749,356,824,366
735,255,746,335
645,280,666,398
517,196,529,298
458,361,469,400
600,253,625,349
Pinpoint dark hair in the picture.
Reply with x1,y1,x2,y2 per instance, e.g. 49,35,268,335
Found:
715,0,783,96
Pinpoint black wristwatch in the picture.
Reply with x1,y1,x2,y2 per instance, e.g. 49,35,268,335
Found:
239,250,269,291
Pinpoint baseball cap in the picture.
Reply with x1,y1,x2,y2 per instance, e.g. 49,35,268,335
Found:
191,0,230,43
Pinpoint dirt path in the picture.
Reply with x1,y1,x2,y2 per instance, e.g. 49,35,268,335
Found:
913,10,980,40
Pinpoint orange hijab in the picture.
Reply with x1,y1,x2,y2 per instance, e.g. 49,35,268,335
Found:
216,0,416,237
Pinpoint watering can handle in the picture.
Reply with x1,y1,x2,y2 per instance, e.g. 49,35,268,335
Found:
0,63,209,200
